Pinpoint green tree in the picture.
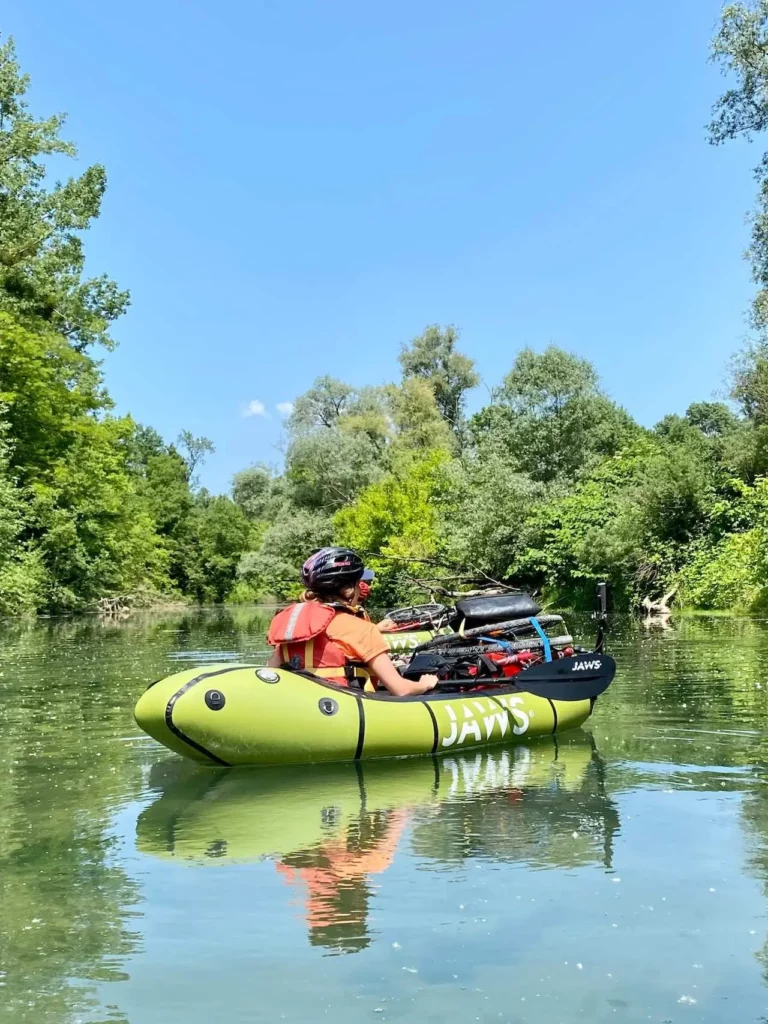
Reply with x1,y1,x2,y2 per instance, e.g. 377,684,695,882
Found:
685,401,741,437
0,418,44,613
31,417,169,610
140,449,192,537
180,494,251,602
134,440,257,603
286,430,384,513
232,464,278,521
177,429,215,483
708,2,768,329
441,455,545,583
335,449,455,600
127,424,166,468
386,377,455,452
237,508,334,598
676,478,768,609
337,386,393,451
723,424,768,481
718,342,768,480
0,36,262,612
731,339,768,424
517,437,719,606
490,346,638,482
288,376,356,431
0,312,107,477
398,325,480,434
0,37,128,350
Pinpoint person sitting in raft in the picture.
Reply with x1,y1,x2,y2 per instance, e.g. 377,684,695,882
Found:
267,547,438,696
357,568,374,618
357,569,396,631
356,569,402,631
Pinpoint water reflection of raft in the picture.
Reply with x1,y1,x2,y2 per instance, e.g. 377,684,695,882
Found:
134,658,609,767
135,738,611,867
136,740,618,954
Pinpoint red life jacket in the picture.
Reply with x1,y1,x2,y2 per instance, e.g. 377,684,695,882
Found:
267,603,371,688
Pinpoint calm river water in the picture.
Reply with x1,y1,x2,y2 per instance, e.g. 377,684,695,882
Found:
2,609,768,1023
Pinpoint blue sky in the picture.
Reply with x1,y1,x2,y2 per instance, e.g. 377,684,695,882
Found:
3,0,759,492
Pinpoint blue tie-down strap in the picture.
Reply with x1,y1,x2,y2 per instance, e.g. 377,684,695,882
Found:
479,636,514,652
528,616,552,662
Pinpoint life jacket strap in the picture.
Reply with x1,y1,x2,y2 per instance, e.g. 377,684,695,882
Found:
345,662,378,691
310,666,352,678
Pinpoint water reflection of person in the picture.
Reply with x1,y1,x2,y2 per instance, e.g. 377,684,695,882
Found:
275,807,410,955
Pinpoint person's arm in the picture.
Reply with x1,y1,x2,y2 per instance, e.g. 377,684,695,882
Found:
267,648,281,668
367,653,437,697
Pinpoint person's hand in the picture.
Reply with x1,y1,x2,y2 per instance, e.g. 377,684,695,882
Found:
417,673,439,692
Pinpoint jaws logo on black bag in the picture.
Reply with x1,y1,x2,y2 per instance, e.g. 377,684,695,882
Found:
572,659,602,672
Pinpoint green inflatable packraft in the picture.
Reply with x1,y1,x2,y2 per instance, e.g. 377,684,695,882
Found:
134,662,598,767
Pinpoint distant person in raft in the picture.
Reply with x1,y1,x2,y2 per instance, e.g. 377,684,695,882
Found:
356,568,399,631
356,567,374,617
266,547,438,696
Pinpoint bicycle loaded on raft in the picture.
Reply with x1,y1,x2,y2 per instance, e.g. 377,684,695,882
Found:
134,548,616,767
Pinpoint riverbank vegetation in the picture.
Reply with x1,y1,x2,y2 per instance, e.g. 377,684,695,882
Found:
4,8,768,615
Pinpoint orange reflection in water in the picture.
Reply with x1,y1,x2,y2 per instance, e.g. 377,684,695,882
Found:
276,807,411,955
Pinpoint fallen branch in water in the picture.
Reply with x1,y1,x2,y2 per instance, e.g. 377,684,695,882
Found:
640,586,677,617
96,589,188,617
97,595,133,617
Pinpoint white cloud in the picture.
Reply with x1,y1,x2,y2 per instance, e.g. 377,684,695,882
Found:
243,399,268,418
276,402,294,416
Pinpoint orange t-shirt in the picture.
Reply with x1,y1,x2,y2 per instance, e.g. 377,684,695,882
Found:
323,613,390,665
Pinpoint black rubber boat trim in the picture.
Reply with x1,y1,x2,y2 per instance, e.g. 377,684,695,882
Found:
547,697,558,734
354,759,367,806
251,663,592,703
484,692,557,737
165,667,241,766
423,700,440,754
432,755,441,791
354,697,366,760
164,768,227,852
305,670,528,702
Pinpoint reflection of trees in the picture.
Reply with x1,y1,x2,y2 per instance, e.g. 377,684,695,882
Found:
738,774,768,984
0,847,138,1023
0,613,225,1022
584,614,768,771
584,615,768,988
147,605,274,656
0,605,275,666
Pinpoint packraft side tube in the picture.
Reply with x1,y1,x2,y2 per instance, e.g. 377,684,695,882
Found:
134,662,597,767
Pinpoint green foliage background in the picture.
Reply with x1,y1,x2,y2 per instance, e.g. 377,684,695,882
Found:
5,8,768,615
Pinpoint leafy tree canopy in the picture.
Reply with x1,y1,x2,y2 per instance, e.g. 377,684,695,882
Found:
0,37,129,350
